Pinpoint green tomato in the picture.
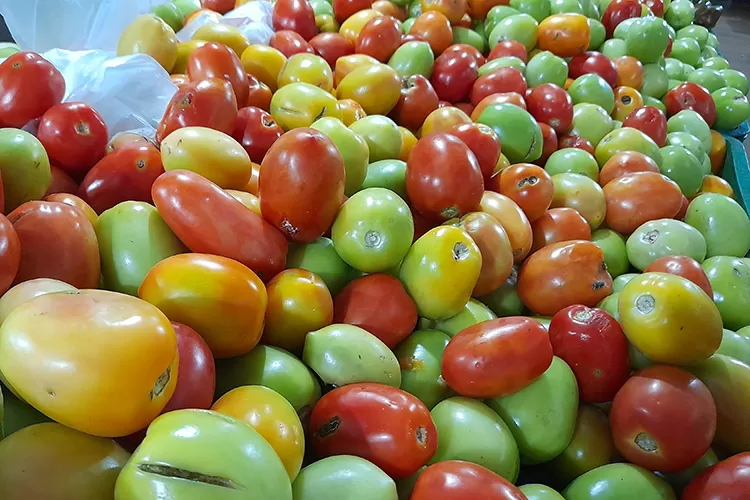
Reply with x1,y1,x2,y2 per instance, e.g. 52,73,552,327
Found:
349,115,402,163
488,14,539,52
292,456,397,500
1,391,50,438
97,202,187,296
311,117,369,196
701,56,730,71
712,86,750,130
479,57,527,76
478,269,524,317
172,0,202,18
664,58,686,80
115,410,292,499
641,63,669,98
705,31,719,48
702,257,750,331
525,51,568,87
477,103,543,163
0,128,51,212
657,145,703,196
665,131,705,159
595,127,663,168
420,298,497,337
520,484,565,500
401,17,416,33
666,109,712,152
592,229,629,278
395,330,453,409
568,74,616,114
613,273,639,293
485,6,521,35
408,0,422,17
676,24,710,49
687,68,726,93
452,27,485,53
664,0,695,30
563,463,676,499
685,193,750,258
716,328,750,366
308,0,333,16
570,103,615,147
598,293,621,321
545,148,599,180
700,46,719,61
719,69,750,96
626,17,670,64
361,159,408,201
613,17,640,39
626,218,707,270
601,39,628,59
510,0,551,22
588,19,606,50
643,95,667,112
287,237,355,295
550,0,585,14
388,41,434,78
669,37,700,67
430,397,520,482
0,43,20,58
657,449,719,496
152,2,185,32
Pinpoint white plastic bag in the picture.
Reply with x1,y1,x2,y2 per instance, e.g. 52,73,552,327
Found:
177,1,275,46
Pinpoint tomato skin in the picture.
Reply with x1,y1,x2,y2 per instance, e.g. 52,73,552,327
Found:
246,75,273,112
479,191,533,264
45,165,79,196
310,383,438,479
334,0,374,24
309,33,355,69
558,135,595,155
525,83,574,136
598,151,660,186
622,106,667,147
548,305,630,403
601,0,641,38
538,14,591,58
356,16,401,62
442,317,554,399
260,128,345,243
408,11,453,55
610,365,716,472
152,170,287,281
432,47,480,104
231,106,283,163
390,75,440,132
683,452,750,500
273,0,317,41
664,82,717,127
470,68,527,107
569,52,618,88
447,123,501,184
488,40,528,63
0,52,65,128
614,56,644,89
644,256,712,298
79,144,164,214
531,207,591,253
269,30,315,57
187,42,250,108
603,172,682,234
0,214,20,295
411,461,526,500
496,163,554,222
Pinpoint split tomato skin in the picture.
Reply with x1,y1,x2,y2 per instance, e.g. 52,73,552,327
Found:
0,51,65,128
411,461,527,500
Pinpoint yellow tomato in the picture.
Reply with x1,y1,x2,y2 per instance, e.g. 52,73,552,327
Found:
172,40,208,74
493,153,511,176
0,290,178,437
336,64,401,116
419,106,473,138
709,129,727,174
339,10,382,42
270,83,341,131
698,174,734,198
398,126,418,162
43,193,98,227
241,45,287,91
192,22,250,57
212,386,305,480
139,253,267,358
0,278,77,325
316,14,339,33
337,99,367,126
117,14,178,72
618,272,722,365
226,189,263,216
334,54,379,87
277,53,334,93
612,86,644,121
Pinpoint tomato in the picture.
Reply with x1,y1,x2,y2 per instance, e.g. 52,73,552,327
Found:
495,163,553,223
309,33,355,69
310,383,437,478
443,44,484,68
447,123,501,184
187,42,249,108
78,143,163,214
105,131,153,155
0,52,65,128
518,240,613,316
614,56,644,89
432,47,481,104
611,365,716,472
337,64,401,115
644,255,712,297
0,278,77,327
698,175,733,199
683,452,750,500
43,193,97,227
409,11,453,55
442,316,553,398
530,207,591,253
558,134,595,155
569,52,618,88
603,172,682,234
0,213,19,295
470,68,527,107
538,14,590,58
333,0,373,23
612,87,644,122
411,461,526,500
230,106,284,164
389,75,440,131
537,123,559,165
622,106,668,147
664,82,717,127
488,40,528,63
598,150,660,186
355,15,401,62
709,130,726,174
241,45,287,91
479,191,533,263
269,30,315,57
273,0,316,40
525,83,574,136
551,173,606,230
471,93,527,122
44,165,78,196
601,0,641,38
155,78,238,144
420,106,472,136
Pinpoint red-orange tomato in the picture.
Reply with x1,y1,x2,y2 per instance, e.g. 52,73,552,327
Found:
390,75,440,132
231,106,284,163
496,163,553,222
447,122,501,184
421,0,467,24
355,15,402,62
479,191,533,263
309,33,355,69
442,316,554,398
152,170,287,280
0,214,20,295
470,68,527,107
611,365,716,472
372,0,406,20
260,128,346,242
78,144,164,214
269,30,316,57
0,52,65,128
537,122,558,165
518,240,612,316
531,207,591,253
525,83,574,136
43,193,98,227
44,165,78,196
156,78,238,144
468,0,509,21
412,461,526,500
333,274,418,348
273,0,317,41
8,201,100,289
203,0,235,13
408,11,453,55
453,212,513,297
598,150,660,186
558,134,595,155
488,39,528,63
644,255,713,297
406,133,484,221
310,383,438,479
537,14,591,58
246,76,273,111
333,0,374,24
471,92,526,121
187,42,250,108
683,452,750,500
420,106,472,136
106,132,153,155
603,172,682,234
614,56,644,89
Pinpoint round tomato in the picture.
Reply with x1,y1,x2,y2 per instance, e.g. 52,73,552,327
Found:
644,255,713,297
488,40,528,63
0,52,65,128
496,163,554,222
569,52,618,88
531,207,591,253
613,87,644,122
558,134,595,155
389,75,439,132
525,83,574,136
622,106,668,147
0,213,19,295
309,33,355,69
409,11,453,55
598,150,660,186
269,30,315,57
411,461,526,500
538,14,591,58
44,165,78,196
601,0,641,38
432,47,481,104
603,172,682,234
614,56,644,89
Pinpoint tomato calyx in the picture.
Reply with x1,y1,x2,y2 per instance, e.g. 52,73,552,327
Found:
634,432,659,453
136,463,238,489
635,294,656,313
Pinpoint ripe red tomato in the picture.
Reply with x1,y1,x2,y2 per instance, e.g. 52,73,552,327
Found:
0,214,20,295
269,30,315,57
548,305,630,403
36,102,108,177
272,0,317,41
538,122,558,165
525,83,574,136
406,133,484,221
496,163,554,222
260,128,346,242
683,452,750,500
431,47,480,104
644,255,713,297
231,106,283,163
488,40,528,63
202,0,235,13
408,11,453,55
610,365,716,472
598,150,660,186
603,172,682,234
446,122,501,183
152,170,287,280
470,68,527,107
622,106,668,147
664,82,717,127
442,44,485,68
601,0,642,37
442,316,554,398
246,76,273,112
530,207,591,252
187,42,250,108
333,0,374,23
0,52,65,128
568,52,619,88
558,135,595,155
45,165,78,196
309,33,355,69
411,461,526,500
356,16,402,62
644,0,664,16
389,75,440,131
310,383,438,479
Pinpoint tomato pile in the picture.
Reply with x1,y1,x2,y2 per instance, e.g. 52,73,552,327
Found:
1,0,750,498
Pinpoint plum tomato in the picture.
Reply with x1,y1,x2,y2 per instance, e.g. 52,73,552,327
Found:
432,47,481,104
309,33,355,69
644,255,713,297
558,134,595,155
269,30,315,57
409,11,453,55
106,131,153,154
231,106,284,163
333,0,374,24
698,175,734,198
389,75,440,132
569,52,619,88
333,53,379,87
245,75,273,111
518,240,613,316
488,40,528,63
537,14,591,58
598,150,660,186
260,128,345,242
683,452,750,500
420,106,472,136
446,122,501,183
601,0,641,38
355,15,401,62
0,52,65,128
340,10,384,43
470,68,527,107
603,172,682,234
614,56,644,89
421,0,466,24
187,42,250,108
525,83,574,136
548,305,630,403
479,191,533,263
310,383,438,479
273,0,317,41
43,193,97,227
496,163,554,222
610,365,716,472
411,461,526,500
336,64,401,116
441,316,554,398
0,213,19,296
622,106,668,147
530,207,591,253
664,82,717,127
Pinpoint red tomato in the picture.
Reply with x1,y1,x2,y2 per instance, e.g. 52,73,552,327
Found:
676,194,689,220
664,82,717,127
156,78,238,144
187,42,250,108
231,106,283,163
442,44,485,68
431,48,480,104
333,274,418,348
171,73,191,90
406,133,484,221
310,383,438,479
610,365,716,472
644,255,713,297
260,128,346,242
152,170,287,280
530,207,591,252
470,68,527,107
525,83,574,136
372,0,407,20
622,106,668,147
603,172,682,234
598,150,660,186
202,0,235,13
488,40,528,63
333,0,374,23
269,30,316,57
601,0,642,37
246,76,273,112
309,33,355,69
496,163,553,222
558,135,595,155
411,461,526,500
538,122,558,165
78,144,164,214
644,0,664,16
0,52,65,128
272,0,317,41
454,102,475,117
471,92,527,121
9,201,100,288
548,305,630,403
44,165,78,196
518,240,613,316
0,214,20,295
389,74,440,131
683,452,750,500
356,16,402,62
569,51,619,88
446,122,501,183
408,11,453,55
442,316,554,398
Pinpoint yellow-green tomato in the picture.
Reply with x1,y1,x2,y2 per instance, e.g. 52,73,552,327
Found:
419,298,497,337
270,83,341,131
114,410,292,500
0,278,76,325
395,330,453,410
311,117,369,195
117,14,178,72
336,64,402,116
0,128,51,212
292,456,398,500
277,53,334,92
399,226,482,320
563,463,675,499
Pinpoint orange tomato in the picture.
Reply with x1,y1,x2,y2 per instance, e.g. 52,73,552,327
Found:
337,99,367,125
0,278,76,324
244,162,261,195
371,0,407,21
408,11,453,55
709,130,727,174
421,0,467,24
399,126,418,161
139,253,267,359
612,86,644,121
479,191,533,263
226,189,263,216
468,0,508,19
43,193,98,227
697,175,734,198
614,56,644,89
564,77,575,90
419,106,472,137
538,14,591,58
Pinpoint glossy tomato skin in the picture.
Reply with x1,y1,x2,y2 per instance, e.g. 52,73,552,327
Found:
79,144,164,214
537,123,559,165
496,163,554,222
622,106,668,147
431,48,480,104
334,0,373,24
45,165,79,196
409,11,452,55
518,240,613,316
443,44,485,68
470,68,527,107
610,365,716,472
187,42,250,108
390,75,440,132
447,122,501,184
602,0,641,37
644,255,713,297
537,14,591,58
309,33,355,69
246,75,273,111
411,461,526,500
664,82,717,127
0,214,20,295
406,133,484,221
603,172,682,234
526,83,574,136
231,106,283,163
442,317,554,398
569,52,619,88
488,40,528,63
548,305,630,403
0,52,65,128
598,151,660,186
355,16,401,62
273,0,316,41
559,135,595,155
36,102,108,176
310,383,438,479
152,170,287,280
683,452,750,500
260,128,345,242
531,207,591,252
269,30,315,57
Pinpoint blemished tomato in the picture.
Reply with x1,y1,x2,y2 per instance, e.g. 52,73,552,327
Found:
538,14,591,58
155,78,238,144
420,106,472,137
0,52,65,128
0,290,178,437
44,165,78,196
683,452,750,500
612,87,644,122
338,98,367,126
406,133,484,221
152,170,287,280
432,47,481,104
411,461,526,500
698,174,734,198
488,40,528,63
408,11,453,55
622,106,668,147
269,30,315,57
644,255,713,297
187,42,249,108
8,201,100,289
333,0,373,24
355,16,401,62
390,75,440,132
614,56,644,89
610,365,716,472
273,0,316,41
442,316,553,398
496,163,553,222
664,82,717,127
0,214,20,296
598,150,660,186
470,68,527,107
558,135,595,155
530,207,591,253
309,33,355,69
479,191,533,263
548,305,630,403
447,122,501,184
231,106,283,163
518,240,613,316
43,193,98,227
569,52,619,88
525,83,574,136
310,383,438,479
601,0,641,38
603,172,683,234
260,128,345,242
79,143,164,214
